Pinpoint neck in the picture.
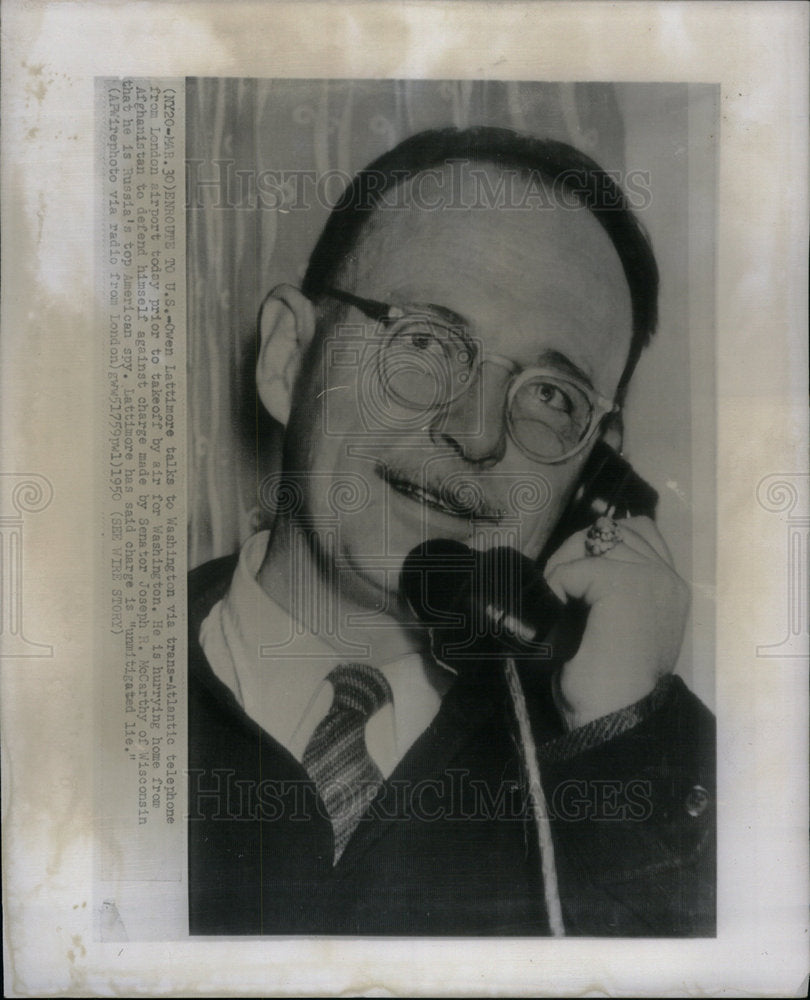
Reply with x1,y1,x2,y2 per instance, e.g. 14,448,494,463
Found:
257,514,428,666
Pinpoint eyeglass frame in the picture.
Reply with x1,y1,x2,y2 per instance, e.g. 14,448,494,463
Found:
319,286,620,465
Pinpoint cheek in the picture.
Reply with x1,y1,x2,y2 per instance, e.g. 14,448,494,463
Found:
287,374,361,467
513,463,586,558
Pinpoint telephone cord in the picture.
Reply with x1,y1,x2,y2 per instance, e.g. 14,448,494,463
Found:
503,656,566,937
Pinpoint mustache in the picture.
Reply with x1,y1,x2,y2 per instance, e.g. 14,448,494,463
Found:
377,463,506,523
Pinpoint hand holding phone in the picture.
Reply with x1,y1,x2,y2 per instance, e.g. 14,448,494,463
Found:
545,514,690,729
401,443,689,723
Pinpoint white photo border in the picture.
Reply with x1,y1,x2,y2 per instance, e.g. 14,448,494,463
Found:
2,2,807,996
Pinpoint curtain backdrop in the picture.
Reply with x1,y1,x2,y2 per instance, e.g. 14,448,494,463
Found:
185,79,628,568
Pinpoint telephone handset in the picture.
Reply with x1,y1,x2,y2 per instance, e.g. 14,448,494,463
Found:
400,441,659,675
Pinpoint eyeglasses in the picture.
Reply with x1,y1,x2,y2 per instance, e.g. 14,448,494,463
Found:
321,287,619,464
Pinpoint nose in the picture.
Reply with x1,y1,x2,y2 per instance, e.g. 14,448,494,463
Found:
429,361,512,466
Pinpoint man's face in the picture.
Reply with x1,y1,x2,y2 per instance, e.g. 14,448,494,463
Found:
283,165,633,614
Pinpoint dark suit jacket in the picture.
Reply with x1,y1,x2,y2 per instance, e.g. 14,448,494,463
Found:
188,554,716,936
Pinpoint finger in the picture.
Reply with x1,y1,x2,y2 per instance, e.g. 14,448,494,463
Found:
545,545,645,603
618,515,673,565
543,529,589,575
546,553,631,604
544,524,648,578
613,522,664,564
587,540,647,566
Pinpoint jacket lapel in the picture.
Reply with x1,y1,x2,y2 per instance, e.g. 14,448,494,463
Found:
335,674,507,867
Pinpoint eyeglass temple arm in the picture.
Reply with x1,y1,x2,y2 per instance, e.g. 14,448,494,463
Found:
322,287,402,324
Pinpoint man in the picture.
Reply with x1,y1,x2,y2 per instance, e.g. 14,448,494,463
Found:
188,127,715,936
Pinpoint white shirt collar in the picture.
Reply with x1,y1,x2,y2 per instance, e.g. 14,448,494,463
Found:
199,530,444,777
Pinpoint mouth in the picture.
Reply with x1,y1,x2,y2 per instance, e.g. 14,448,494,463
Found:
376,464,503,524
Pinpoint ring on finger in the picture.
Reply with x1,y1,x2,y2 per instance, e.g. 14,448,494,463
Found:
585,515,622,557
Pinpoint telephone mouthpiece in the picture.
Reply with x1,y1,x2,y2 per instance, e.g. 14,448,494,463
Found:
401,539,565,674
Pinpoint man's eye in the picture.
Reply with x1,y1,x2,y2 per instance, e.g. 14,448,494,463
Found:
533,381,573,413
409,331,435,351
400,323,451,358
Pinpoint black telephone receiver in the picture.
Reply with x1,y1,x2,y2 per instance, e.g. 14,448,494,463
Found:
400,441,659,675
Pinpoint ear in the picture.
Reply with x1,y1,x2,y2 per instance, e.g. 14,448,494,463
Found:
256,284,316,425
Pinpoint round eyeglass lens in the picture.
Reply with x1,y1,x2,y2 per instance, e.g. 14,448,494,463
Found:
508,375,594,459
379,319,475,410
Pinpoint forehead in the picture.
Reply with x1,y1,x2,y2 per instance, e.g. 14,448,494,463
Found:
350,163,634,391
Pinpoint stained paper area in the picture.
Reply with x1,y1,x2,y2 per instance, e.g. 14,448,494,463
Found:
1,1,807,997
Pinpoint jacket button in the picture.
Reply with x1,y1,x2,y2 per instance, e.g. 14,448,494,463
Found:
685,785,710,817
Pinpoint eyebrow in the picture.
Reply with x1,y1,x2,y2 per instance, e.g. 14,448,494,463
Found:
325,287,470,330
397,300,470,328
533,349,595,390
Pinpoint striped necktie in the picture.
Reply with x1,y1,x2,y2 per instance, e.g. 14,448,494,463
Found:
302,663,393,863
